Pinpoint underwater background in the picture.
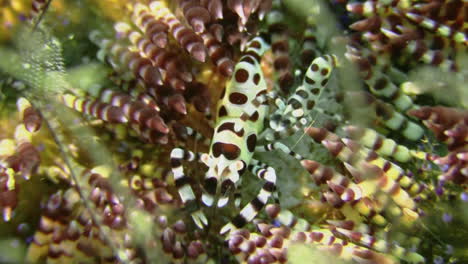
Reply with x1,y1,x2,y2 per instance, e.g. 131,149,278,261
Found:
0,0,467,263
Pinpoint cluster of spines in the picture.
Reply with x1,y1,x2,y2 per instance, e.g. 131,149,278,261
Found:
226,219,424,264
116,17,192,90
149,1,207,62
301,159,363,205
26,159,178,263
131,3,169,49
90,30,164,88
331,225,424,263
260,205,425,263
87,21,219,144
301,159,389,227
409,106,467,152
99,89,170,143
60,93,128,124
409,106,467,185
103,0,277,80
343,91,424,141
345,0,466,73
304,126,424,223
159,218,208,262
345,48,416,112
160,0,236,77
199,28,236,77
27,187,130,263
0,99,43,221
403,11,467,45
309,126,427,198
179,0,211,34
226,0,272,31
344,125,414,163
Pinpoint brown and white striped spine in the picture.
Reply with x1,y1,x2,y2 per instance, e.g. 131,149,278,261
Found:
0,166,18,221
344,126,413,163
132,3,169,48
180,0,212,33
381,28,458,71
61,94,128,124
408,106,468,151
325,141,419,214
309,126,426,197
131,123,169,145
135,92,161,112
200,31,235,76
145,86,188,117
404,12,467,46
114,21,192,83
305,127,420,211
11,124,40,180
208,23,224,42
149,1,207,62
200,0,223,20
120,27,190,91
349,142,428,197
100,89,169,134
405,39,457,71
333,227,425,262
112,46,164,88
227,223,389,263
301,160,363,203
346,1,380,18
17,97,42,133
166,93,188,116
343,91,424,141
345,51,415,112
372,99,424,142
90,32,164,88
227,0,248,31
